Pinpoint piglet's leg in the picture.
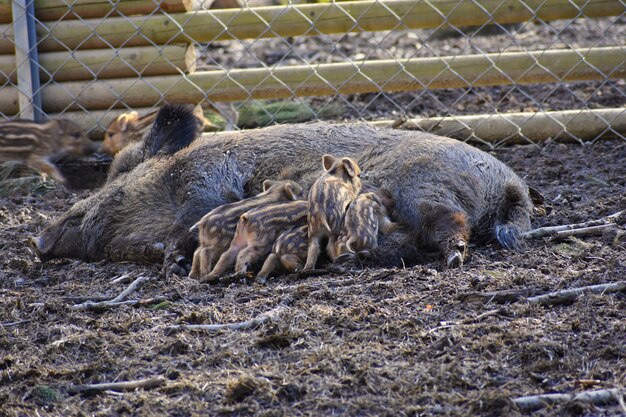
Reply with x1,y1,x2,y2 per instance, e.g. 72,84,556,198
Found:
257,253,280,283
190,246,216,279
208,243,243,279
280,254,304,273
304,236,322,270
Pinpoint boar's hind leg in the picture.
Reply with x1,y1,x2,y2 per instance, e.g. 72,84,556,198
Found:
417,202,470,268
106,236,165,264
495,182,532,250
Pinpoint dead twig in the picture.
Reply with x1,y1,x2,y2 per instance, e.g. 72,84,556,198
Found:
427,308,506,334
109,273,132,284
163,298,291,332
68,376,165,394
527,281,626,305
0,319,32,327
512,388,624,412
460,281,625,306
458,288,544,304
71,297,167,311
523,210,623,239
70,276,150,310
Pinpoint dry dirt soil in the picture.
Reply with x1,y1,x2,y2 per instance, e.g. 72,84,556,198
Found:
0,137,624,417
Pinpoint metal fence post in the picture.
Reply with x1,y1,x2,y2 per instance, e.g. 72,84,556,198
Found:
11,0,43,122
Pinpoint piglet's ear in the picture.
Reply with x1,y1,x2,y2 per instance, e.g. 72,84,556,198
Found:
284,183,302,201
262,179,275,191
341,158,359,178
366,192,382,206
117,114,131,132
322,154,336,171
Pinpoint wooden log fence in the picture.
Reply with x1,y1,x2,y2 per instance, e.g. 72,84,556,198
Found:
1,46,624,114
373,108,626,144
0,44,195,82
0,0,624,143
0,0,623,53
0,0,194,24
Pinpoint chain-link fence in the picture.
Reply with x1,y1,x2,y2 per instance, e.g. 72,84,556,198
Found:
2,0,625,147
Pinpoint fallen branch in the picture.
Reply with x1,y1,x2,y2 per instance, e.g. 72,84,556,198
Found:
527,281,626,305
109,276,150,303
458,288,544,304
523,210,623,239
70,276,150,310
71,297,167,311
512,388,624,412
0,319,32,327
69,377,165,394
164,299,290,332
549,224,616,239
427,308,505,333
109,274,132,284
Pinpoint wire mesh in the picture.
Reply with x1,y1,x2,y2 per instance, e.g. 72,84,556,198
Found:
1,0,625,146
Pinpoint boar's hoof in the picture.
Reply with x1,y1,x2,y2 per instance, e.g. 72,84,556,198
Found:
446,240,467,268
166,262,188,278
334,252,357,264
30,236,53,262
446,250,464,268
256,275,269,285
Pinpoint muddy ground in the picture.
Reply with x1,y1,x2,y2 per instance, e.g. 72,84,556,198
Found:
1,10,626,417
0,136,624,416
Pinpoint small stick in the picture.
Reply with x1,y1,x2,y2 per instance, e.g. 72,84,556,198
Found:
69,377,165,394
70,276,150,309
0,319,32,327
523,210,623,239
512,388,623,412
427,308,504,334
164,301,289,332
551,224,616,238
458,288,544,304
527,281,626,305
110,273,131,284
109,276,149,303
71,297,167,311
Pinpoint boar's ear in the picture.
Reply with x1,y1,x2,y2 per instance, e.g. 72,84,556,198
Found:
262,179,275,191
322,154,336,171
341,158,360,178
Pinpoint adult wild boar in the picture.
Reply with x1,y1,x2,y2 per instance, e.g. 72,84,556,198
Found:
33,104,534,274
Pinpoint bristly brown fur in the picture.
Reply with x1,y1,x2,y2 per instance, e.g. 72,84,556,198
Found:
35,105,534,270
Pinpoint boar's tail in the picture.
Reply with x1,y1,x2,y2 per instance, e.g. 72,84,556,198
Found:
494,182,533,250
144,103,201,157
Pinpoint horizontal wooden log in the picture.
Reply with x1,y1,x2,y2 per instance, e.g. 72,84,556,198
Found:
0,0,623,53
0,44,195,83
0,0,193,24
372,108,626,144
0,47,623,114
